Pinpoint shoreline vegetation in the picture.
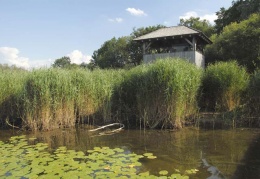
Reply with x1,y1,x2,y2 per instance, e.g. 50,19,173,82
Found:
0,58,259,131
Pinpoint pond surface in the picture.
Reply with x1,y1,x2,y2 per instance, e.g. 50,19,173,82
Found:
1,127,260,179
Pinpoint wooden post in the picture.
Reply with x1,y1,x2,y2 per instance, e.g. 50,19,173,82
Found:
192,36,197,51
142,42,146,55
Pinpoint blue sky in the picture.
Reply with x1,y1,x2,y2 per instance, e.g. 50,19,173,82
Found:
0,0,233,69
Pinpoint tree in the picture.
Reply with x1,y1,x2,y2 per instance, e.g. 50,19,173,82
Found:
179,17,215,37
52,56,71,68
92,25,165,69
205,13,260,72
215,0,260,33
92,36,131,69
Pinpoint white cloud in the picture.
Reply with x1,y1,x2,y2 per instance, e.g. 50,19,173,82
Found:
200,14,217,24
179,11,198,20
126,8,147,16
179,11,217,24
0,47,92,70
30,59,53,69
0,47,30,69
67,50,92,64
108,17,123,23
163,21,171,25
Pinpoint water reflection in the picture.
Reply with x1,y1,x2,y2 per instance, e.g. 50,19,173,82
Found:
232,132,260,179
0,127,260,179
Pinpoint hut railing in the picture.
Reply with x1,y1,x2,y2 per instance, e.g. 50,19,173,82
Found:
143,50,205,68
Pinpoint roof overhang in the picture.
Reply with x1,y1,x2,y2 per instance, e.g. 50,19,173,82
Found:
133,26,212,44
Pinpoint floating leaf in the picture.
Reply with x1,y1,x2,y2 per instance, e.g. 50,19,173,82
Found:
185,168,199,174
76,151,85,156
170,173,189,179
114,148,124,153
175,169,181,173
159,170,168,175
139,171,150,177
143,152,153,157
147,155,157,159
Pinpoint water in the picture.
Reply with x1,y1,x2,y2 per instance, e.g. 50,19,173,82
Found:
1,127,260,179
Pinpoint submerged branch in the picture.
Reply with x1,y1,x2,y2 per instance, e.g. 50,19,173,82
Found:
5,118,20,129
89,123,124,132
89,123,125,136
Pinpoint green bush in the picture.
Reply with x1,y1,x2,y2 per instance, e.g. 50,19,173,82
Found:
201,61,249,112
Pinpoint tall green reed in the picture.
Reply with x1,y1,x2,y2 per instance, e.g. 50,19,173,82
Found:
117,58,202,129
0,67,28,127
22,69,73,130
21,68,122,130
201,61,249,112
4,59,249,130
245,69,260,119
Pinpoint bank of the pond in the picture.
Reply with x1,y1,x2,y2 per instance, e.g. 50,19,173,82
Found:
0,58,259,131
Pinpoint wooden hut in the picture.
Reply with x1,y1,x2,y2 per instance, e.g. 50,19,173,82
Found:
134,26,212,68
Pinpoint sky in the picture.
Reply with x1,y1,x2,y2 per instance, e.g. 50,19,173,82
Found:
0,0,234,69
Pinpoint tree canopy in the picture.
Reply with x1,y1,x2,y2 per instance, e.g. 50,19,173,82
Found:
215,0,260,33
92,25,165,69
92,36,131,69
179,17,215,37
52,56,89,69
52,56,71,68
206,13,260,72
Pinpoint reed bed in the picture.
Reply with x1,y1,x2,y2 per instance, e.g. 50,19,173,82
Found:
1,59,257,131
22,69,75,130
0,67,28,127
201,61,249,112
0,67,123,130
21,68,123,130
117,58,202,129
245,69,260,119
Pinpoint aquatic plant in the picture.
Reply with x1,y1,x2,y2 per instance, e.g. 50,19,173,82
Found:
20,68,123,130
0,58,202,130
117,58,202,129
244,69,260,124
0,135,191,178
201,61,249,112
1,58,256,130
0,68,28,128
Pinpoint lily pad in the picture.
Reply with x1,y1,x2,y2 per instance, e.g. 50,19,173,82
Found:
147,155,157,159
159,170,168,175
143,152,154,157
0,136,194,179
185,168,199,174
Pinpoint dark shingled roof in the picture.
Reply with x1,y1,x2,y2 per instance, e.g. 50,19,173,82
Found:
134,25,212,44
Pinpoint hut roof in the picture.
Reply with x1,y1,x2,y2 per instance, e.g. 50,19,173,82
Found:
134,25,212,44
